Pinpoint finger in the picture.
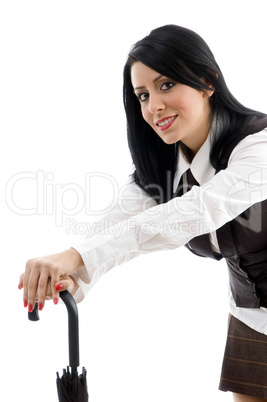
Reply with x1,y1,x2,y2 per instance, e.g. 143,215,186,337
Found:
19,273,28,309
27,275,39,312
36,272,50,310
44,278,53,303
18,273,24,290
46,277,52,299
51,264,64,305
27,260,44,312
23,259,34,307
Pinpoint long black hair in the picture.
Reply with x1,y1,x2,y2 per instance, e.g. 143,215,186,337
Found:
123,25,267,203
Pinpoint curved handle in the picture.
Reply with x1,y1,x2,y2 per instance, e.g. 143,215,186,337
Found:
60,290,80,373
28,291,80,375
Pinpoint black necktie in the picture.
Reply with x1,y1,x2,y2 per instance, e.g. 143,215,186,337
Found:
174,168,222,260
173,168,198,197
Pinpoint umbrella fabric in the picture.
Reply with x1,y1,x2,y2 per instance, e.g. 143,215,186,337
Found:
56,367,88,402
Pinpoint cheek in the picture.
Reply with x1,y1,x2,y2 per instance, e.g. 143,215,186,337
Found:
188,92,205,112
141,106,151,124
174,88,203,111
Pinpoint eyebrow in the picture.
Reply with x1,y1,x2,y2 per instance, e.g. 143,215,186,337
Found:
133,74,164,91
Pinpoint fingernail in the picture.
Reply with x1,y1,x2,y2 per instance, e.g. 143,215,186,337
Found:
28,304,33,313
55,283,63,291
18,284,22,290
39,302,44,311
24,300,28,308
53,298,58,305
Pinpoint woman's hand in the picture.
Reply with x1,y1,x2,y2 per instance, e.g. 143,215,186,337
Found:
18,248,84,311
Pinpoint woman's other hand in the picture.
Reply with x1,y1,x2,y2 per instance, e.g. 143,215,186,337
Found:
18,248,84,311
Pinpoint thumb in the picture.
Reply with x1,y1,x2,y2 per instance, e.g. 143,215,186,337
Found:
55,277,75,293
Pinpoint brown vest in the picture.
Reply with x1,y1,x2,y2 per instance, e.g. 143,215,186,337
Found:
182,116,267,308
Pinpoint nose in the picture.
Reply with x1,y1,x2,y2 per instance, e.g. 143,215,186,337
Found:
148,93,165,114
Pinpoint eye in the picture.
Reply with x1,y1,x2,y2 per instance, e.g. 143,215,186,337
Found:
160,81,175,91
137,92,149,102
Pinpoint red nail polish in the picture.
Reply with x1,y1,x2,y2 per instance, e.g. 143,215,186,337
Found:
55,283,63,291
24,300,28,308
39,302,44,311
53,298,58,305
18,284,22,290
28,304,33,313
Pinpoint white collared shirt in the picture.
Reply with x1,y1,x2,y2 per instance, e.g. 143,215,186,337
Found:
72,127,267,334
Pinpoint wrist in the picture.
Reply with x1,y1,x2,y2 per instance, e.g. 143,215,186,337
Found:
66,247,84,272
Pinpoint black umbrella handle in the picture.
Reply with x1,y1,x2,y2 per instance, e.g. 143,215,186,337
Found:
28,290,80,375
28,303,40,321
60,290,80,374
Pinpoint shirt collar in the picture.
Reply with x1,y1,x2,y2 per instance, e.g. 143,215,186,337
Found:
173,117,217,193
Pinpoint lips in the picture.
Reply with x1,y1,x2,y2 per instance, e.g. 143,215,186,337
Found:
156,115,178,131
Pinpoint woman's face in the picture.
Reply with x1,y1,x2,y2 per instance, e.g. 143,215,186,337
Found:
131,62,214,155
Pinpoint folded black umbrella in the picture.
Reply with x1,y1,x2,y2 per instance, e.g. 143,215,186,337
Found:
28,290,89,401
56,366,88,402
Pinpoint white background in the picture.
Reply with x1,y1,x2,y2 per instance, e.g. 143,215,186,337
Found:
1,1,266,401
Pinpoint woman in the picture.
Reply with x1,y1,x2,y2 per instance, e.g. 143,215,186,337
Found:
19,25,267,401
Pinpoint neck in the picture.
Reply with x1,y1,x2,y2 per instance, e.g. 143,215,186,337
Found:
182,109,213,157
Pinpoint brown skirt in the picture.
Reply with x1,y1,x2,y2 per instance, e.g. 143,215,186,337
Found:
219,314,267,399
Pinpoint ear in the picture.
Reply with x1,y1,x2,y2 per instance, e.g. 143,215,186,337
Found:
202,79,215,99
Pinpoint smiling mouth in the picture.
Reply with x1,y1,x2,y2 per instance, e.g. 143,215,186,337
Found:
156,115,178,131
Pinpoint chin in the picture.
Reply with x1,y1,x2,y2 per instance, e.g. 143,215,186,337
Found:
160,135,179,145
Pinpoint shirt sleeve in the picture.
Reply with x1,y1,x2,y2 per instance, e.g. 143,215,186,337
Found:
71,131,267,302
70,180,157,301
